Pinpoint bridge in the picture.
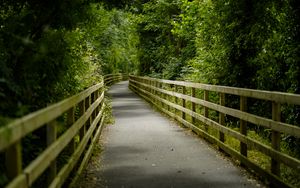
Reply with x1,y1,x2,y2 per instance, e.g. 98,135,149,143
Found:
0,74,300,188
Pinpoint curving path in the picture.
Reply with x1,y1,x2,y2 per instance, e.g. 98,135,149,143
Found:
93,81,262,188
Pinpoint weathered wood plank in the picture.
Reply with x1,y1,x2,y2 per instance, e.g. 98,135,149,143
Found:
130,79,300,137
87,95,92,129
0,81,104,151
191,87,196,124
181,117,290,187
5,174,27,188
5,141,22,179
104,74,122,86
105,77,121,86
129,82,300,171
69,113,105,188
67,107,75,154
182,86,186,121
23,93,104,186
175,85,178,115
130,81,294,188
0,78,111,188
271,102,281,177
204,90,209,124
169,114,290,188
46,120,57,185
104,74,122,81
219,93,225,145
130,75,300,105
79,100,86,141
240,96,247,158
49,104,105,188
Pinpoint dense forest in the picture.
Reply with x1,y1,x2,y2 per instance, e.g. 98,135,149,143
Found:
137,0,300,91
1,0,299,122
1,0,300,187
0,0,139,123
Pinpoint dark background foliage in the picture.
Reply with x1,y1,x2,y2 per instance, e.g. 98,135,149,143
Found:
1,0,300,187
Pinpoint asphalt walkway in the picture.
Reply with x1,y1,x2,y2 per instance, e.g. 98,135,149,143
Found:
95,81,260,188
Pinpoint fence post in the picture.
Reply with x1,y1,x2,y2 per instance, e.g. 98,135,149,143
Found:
5,141,22,179
145,79,148,97
149,79,152,95
152,80,156,105
67,107,75,154
93,91,99,138
160,82,163,108
95,90,99,113
271,102,281,176
240,96,248,160
204,90,209,132
175,85,178,116
79,100,86,141
157,81,162,107
91,92,95,120
149,79,152,101
191,87,196,124
128,76,131,89
86,95,92,129
93,91,98,118
84,96,90,134
167,83,170,112
150,80,156,104
219,93,225,146
97,88,102,113
150,79,153,102
47,120,57,184
142,78,145,93
182,86,186,121
134,77,137,90
162,82,166,109
131,76,135,91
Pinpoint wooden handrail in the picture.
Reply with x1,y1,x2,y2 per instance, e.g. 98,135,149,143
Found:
129,75,300,188
0,74,123,188
104,73,127,86
130,75,300,105
0,83,103,151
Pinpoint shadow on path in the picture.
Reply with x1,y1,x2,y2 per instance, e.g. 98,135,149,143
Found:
77,81,262,188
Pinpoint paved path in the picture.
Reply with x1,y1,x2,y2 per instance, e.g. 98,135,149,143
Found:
96,81,260,188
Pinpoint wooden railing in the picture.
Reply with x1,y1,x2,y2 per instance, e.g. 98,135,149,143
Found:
0,74,123,188
104,73,127,86
129,75,300,188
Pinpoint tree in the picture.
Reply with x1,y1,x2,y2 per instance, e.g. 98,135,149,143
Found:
136,0,186,79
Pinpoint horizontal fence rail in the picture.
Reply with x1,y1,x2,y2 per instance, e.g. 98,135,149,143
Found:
104,73,127,86
129,75,300,188
0,74,124,188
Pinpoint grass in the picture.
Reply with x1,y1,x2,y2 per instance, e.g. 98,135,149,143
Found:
103,96,115,125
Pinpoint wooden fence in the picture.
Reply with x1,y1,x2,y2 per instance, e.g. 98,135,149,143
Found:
0,74,122,188
104,73,127,86
129,75,300,188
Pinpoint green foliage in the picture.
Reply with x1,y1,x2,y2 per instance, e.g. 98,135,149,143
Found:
0,2,139,119
95,8,140,74
135,0,299,93
136,0,196,79
0,2,139,187
0,1,92,117
131,1,300,186
181,0,300,92
1,0,300,186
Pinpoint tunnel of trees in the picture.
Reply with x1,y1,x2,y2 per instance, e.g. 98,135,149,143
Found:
0,0,300,187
